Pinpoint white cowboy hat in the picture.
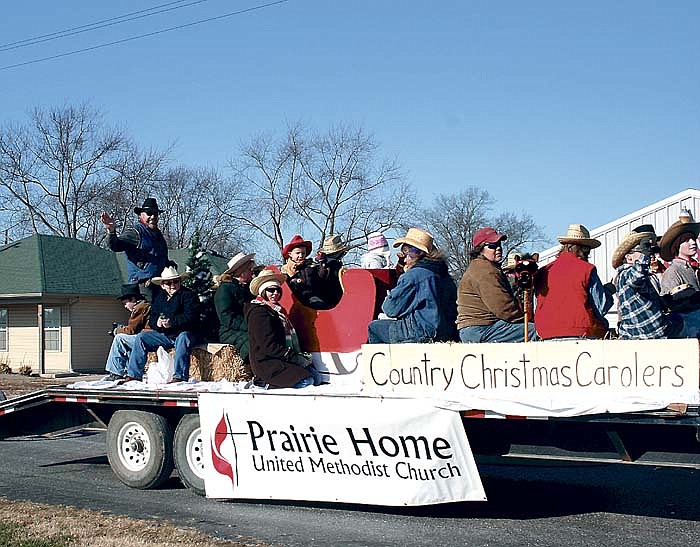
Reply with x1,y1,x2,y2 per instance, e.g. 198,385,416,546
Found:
224,252,256,274
557,224,601,249
249,268,287,296
151,266,189,285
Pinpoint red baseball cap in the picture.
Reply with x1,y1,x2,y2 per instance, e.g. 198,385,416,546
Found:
472,227,507,248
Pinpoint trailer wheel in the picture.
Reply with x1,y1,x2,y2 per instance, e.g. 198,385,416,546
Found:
106,410,174,489
174,414,206,496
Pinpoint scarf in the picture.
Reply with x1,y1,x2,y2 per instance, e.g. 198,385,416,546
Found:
252,296,301,352
675,255,700,269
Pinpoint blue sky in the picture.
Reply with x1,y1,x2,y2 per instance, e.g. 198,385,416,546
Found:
1,0,698,244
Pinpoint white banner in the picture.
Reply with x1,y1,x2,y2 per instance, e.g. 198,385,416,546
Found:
362,339,700,416
198,393,486,505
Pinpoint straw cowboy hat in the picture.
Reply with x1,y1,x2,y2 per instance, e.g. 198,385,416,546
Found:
393,228,435,254
612,227,656,269
151,266,189,285
224,252,256,275
659,217,700,261
282,235,313,258
319,234,349,256
250,268,287,296
557,224,601,249
134,197,163,215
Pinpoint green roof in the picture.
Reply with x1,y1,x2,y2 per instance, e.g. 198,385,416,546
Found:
0,234,123,297
168,248,230,275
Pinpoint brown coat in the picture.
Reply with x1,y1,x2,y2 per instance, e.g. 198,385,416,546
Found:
115,300,152,335
457,256,524,329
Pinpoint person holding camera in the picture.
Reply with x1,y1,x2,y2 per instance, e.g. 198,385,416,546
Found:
457,227,535,343
534,224,612,340
613,225,683,339
103,284,152,381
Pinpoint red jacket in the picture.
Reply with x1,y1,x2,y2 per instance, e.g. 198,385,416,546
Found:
534,252,607,339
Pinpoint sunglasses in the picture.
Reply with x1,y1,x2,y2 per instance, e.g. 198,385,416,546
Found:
264,286,282,294
484,242,502,250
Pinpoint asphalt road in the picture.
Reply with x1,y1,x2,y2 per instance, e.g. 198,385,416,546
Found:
1,429,699,547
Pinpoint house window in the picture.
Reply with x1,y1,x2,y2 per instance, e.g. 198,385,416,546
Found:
44,307,61,352
0,309,7,351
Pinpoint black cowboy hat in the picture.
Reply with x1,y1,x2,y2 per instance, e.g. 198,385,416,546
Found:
134,197,164,215
117,283,142,301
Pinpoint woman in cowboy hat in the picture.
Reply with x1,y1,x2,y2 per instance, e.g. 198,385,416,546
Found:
280,234,345,310
457,227,534,343
534,224,612,340
367,228,457,344
659,214,700,295
244,269,322,388
214,251,256,362
100,197,170,290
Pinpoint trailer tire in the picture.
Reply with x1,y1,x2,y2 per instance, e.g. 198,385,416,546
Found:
174,414,206,496
106,410,174,490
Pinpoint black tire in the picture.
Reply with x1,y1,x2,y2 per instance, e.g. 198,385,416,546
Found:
174,414,206,496
106,410,174,489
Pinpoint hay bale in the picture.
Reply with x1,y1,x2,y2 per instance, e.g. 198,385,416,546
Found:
146,344,251,382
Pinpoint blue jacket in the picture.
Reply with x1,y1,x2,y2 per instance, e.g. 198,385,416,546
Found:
382,259,457,342
109,222,169,283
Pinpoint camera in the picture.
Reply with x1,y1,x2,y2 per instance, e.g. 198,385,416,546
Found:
513,254,539,290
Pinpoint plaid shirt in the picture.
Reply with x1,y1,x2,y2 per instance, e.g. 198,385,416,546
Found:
615,254,671,339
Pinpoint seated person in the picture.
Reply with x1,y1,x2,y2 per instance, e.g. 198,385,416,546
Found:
534,224,612,340
659,215,700,295
368,228,457,343
361,232,393,269
458,227,534,343
244,269,322,388
104,284,151,381
314,235,349,308
214,251,256,363
125,267,201,383
613,226,682,339
280,234,343,310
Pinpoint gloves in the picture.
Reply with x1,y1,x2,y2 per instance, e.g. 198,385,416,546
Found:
638,237,654,257
289,352,313,368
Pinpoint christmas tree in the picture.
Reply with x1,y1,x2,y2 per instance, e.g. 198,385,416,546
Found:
183,231,218,340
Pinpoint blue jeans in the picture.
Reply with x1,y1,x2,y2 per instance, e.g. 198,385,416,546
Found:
679,309,700,338
105,333,137,376
459,320,536,343
127,330,199,381
368,320,395,343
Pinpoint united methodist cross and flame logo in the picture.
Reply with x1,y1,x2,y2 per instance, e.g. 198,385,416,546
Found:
210,412,246,490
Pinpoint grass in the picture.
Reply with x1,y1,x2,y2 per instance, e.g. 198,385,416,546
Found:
0,497,266,547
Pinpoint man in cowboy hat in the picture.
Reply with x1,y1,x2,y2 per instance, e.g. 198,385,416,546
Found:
124,266,201,383
659,212,700,295
457,227,534,342
214,251,256,362
534,224,613,340
103,284,152,381
613,225,683,339
369,227,457,343
314,234,350,308
100,197,170,290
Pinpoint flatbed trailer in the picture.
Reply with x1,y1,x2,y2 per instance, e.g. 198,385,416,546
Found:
2,384,699,500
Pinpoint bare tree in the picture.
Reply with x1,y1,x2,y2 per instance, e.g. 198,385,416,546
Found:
420,187,546,278
155,166,249,256
0,103,166,243
226,123,415,261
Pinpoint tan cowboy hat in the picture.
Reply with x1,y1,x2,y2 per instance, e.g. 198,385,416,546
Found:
151,266,189,285
319,234,349,255
612,230,656,269
392,228,435,254
659,217,700,261
557,224,601,249
249,268,287,296
224,252,256,274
